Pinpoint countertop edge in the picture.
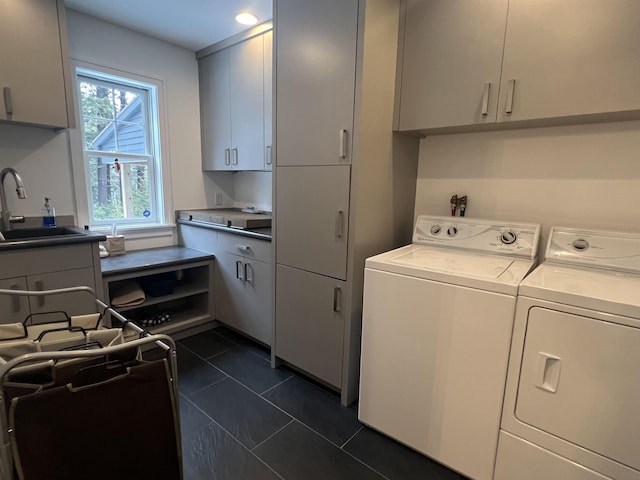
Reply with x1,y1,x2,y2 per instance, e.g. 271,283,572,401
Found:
177,219,272,241
101,246,215,276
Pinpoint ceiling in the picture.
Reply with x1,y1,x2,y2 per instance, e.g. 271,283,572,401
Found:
63,0,273,51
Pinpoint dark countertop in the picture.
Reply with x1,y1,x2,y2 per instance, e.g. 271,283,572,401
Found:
0,225,106,252
177,218,272,241
101,246,214,276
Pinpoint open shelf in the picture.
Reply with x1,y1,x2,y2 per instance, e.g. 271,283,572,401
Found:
102,249,215,336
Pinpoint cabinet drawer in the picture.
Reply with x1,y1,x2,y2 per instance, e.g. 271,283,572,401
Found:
218,232,272,263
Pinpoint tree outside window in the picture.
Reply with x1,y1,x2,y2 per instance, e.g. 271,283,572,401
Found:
77,70,163,227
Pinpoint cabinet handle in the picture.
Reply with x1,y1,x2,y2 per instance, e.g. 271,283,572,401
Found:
265,145,272,165
224,148,231,166
234,244,250,252
35,280,45,306
232,148,239,165
481,82,491,116
235,260,243,280
505,78,516,114
244,262,253,284
3,87,13,115
333,287,342,313
338,129,348,159
10,283,21,313
335,210,344,239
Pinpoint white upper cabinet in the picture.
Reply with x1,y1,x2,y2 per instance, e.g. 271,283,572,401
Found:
200,33,267,171
399,0,640,132
398,0,508,130
498,0,640,123
200,48,232,170
229,35,264,170
0,0,73,129
276,0,358,166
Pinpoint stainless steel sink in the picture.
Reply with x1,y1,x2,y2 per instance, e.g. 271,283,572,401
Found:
0,226,85,241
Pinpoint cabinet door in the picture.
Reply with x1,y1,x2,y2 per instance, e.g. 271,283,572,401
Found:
275,0,358,166
0,276,29,324
263,30,273,171
399,0,508,130
230,35,265,171
0,0,70,128
498,0,640,122
27,268,97,319
276,165,350,280
275,264,345,388
216,253,272,345
200,48,232,170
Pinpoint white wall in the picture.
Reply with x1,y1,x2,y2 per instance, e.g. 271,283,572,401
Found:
66,10,207,215
0,125,74,218
201,171,272,212
414,120,640,244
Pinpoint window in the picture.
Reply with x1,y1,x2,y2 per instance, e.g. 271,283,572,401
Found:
76,69,164,227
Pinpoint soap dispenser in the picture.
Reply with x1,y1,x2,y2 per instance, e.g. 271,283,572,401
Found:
42,197,56,228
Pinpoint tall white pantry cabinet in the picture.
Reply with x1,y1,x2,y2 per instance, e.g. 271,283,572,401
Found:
273,0,418,405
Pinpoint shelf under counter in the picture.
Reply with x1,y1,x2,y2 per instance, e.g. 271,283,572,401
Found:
101,246,216,337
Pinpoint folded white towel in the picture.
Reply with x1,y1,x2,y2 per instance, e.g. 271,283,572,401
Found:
111,282,145,308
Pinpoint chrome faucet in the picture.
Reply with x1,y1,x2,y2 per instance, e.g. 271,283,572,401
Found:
0,167,27,231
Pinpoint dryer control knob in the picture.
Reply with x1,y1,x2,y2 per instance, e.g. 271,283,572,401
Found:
501,230,518,245
447,226,458,237
430,225,442,235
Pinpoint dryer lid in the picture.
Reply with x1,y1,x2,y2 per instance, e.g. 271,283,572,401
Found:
519,263,640,319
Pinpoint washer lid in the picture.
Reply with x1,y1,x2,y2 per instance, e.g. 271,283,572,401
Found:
366,244,536,295
519,263,640,319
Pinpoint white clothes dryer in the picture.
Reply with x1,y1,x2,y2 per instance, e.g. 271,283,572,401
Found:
495,227,640,480
359,216,541,480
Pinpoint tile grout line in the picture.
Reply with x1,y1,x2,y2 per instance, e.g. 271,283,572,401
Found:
180,395,287,480
293,421,392,480
339,424,364,449
259,374,294,396
184,373,229,397
250,418,295,452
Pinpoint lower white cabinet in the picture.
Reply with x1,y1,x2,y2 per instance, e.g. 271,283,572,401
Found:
178,223,273,346
215,251,272,345
275,264,345,388
0,276,29,324
27,268,97,319
0,243,102,325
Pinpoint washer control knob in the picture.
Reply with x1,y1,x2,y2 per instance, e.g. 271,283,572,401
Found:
447,226,458,237
500,230,518,245
430,225,442,235
572,238,589,251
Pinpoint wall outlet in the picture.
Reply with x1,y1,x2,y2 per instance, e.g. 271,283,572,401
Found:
215,193,223,205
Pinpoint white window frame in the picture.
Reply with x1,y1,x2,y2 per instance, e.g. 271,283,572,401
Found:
69,61,174,234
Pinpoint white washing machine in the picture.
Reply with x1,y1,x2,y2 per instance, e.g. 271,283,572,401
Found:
359,215,541,480
495,227,640,480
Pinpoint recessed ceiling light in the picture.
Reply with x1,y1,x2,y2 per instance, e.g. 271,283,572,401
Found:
235,12,259,26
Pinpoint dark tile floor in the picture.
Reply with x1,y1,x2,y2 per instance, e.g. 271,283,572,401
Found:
175,326,467,480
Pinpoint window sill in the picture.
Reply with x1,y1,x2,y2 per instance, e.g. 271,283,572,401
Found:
90,224,176,239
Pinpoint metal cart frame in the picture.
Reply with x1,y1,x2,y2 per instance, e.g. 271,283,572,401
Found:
0,286,181,480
